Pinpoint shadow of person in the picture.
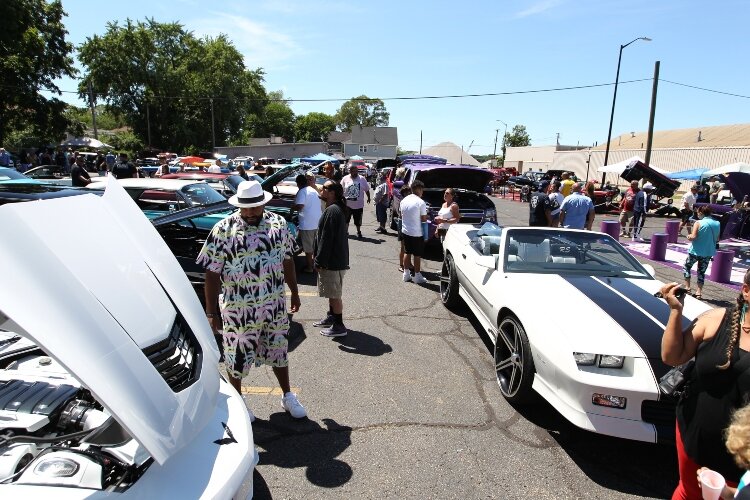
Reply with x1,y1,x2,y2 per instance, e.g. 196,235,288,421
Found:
332,329,393,356
286,318,307,353
254,417,353,489
347,234,384,244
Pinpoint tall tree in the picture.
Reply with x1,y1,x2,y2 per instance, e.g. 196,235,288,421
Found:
77,19,266,152
503,124,531,158
0,0,76,145
252,91,295,139
294,112,336,142
334,95,389,132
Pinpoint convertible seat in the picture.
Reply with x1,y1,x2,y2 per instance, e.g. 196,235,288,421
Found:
516,238,550,262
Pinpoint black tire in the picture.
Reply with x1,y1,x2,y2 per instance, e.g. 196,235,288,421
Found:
440,254,462,310
494,315,535,404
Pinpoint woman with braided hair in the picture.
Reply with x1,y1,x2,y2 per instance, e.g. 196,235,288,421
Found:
660,275,750,499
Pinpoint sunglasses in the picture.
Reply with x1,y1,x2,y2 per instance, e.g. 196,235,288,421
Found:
323,185,335,191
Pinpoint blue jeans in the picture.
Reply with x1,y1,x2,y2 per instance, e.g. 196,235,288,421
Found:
683,253,711,286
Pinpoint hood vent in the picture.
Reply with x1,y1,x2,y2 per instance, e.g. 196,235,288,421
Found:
142,311,202,393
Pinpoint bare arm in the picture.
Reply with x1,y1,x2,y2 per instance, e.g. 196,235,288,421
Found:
204,270,222,332
450,203,460,223
283,258,300,312
586,208,595,230
659,282,715,365
687,220,701,241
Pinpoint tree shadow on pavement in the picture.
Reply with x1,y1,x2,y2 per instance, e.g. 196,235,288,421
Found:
331,329,393,356
253,417,353,493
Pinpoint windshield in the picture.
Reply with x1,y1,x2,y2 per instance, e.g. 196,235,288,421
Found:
503,229,651,278
180,183,226,206
0,168,29,181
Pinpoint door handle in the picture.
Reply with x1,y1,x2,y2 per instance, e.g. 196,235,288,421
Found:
461,254,466,259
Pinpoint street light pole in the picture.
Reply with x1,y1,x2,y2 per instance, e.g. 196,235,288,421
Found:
496,119,507,166
603,36,651,175
493,129,499,162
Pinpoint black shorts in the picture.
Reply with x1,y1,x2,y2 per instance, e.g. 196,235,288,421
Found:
403,234,425,257
346,207,363,226
680,208,693,223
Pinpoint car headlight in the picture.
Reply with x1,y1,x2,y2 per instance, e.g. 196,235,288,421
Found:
34,458,80,477
599,354,625,368
484,209,497,221
573,352,597,366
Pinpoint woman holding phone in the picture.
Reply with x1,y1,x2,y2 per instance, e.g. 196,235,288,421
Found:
660,270,750,499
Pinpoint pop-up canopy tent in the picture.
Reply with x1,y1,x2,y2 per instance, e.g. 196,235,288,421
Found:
301,152,339,164
666,168,708,181
349,155,363,160
60,137,113,149
703,162,750,177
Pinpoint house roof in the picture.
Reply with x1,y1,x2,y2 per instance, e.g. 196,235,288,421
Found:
327,131,351,143
420,142,481,167
596,123,750,150
349,126,398,145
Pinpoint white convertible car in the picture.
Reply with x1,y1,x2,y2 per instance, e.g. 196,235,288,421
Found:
440,223,711,443
0,179,257,497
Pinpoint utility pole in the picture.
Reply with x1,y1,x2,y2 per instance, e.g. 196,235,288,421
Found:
88,81,98,139
644,61,660,168
493,129,499,164
419,130,423,154
146,101,151,147
210,98,216,149
556,132,560,146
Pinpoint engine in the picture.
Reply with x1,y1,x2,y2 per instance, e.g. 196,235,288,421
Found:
0,335,150,489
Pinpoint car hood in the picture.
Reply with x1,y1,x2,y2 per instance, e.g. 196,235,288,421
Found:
0,178,220,465
151,199,233,227
505,273,710,377
721,172,750,202
261,164,302,191
414,167,493,192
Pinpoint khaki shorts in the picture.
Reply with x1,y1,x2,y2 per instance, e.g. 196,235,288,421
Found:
299,229,316,254
318,269,346,298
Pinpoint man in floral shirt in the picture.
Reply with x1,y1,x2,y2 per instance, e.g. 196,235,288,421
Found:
198,180,306,421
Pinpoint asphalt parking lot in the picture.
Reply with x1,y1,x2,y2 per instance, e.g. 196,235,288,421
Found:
240,195,731,499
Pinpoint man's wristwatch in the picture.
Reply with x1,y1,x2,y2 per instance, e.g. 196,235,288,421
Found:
206,312,218,318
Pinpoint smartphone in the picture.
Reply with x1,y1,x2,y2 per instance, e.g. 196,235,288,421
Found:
654,287,688,299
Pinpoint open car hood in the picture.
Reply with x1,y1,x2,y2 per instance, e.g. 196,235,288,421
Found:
721,172,750,202
0,178,220,465
261,164,303,191
414,166,493,192
151,199,233,227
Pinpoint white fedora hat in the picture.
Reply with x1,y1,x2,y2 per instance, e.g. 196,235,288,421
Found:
229,180,272,208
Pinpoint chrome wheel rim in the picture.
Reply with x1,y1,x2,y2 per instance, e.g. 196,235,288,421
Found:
440,259,451,301
494,318,524,397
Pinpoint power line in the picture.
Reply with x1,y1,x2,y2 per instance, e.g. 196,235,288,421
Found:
661,79,750,99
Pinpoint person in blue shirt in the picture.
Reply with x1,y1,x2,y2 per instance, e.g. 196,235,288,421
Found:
558,183,594,230
683,205,721,299
632,182,655,241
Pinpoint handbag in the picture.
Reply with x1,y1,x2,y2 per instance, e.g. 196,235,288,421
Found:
658,359,695,398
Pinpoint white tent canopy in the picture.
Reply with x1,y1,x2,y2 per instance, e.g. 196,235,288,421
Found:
420,142,481,167
597,156,668,174
703,162,750,177
60,137,113,149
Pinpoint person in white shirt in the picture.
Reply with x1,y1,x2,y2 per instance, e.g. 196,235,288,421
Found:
548,181,564,227
341,165,371,238
679,185,699,235
399,180,428,285
293,174,323,273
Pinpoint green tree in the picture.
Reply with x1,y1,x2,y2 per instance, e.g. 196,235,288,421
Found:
252,91,295,139
77,19,266,152
0,0,76,145
294,112,336,142
334,95,389,132
109,130,144,157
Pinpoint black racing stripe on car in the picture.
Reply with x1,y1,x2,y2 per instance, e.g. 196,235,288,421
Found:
605,278,693,333
559,275,663,386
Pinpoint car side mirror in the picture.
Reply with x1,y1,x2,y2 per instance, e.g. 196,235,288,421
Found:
642,263,656,277
476,255,496,269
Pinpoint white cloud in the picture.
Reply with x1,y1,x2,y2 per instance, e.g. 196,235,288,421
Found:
187,12,305,71
515,0,563,18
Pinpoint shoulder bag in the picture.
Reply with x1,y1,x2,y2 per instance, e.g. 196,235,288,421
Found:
658,359,695,398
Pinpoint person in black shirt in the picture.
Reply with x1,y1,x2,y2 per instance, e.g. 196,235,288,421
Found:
111,153,138,179
70,156,92,186
528,180,552,227
313,180,350,337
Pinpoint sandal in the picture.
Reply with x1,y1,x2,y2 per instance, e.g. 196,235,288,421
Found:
398,266,404,273
694,294,703,300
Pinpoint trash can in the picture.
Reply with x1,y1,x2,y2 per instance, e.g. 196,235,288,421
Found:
600,220,620,241
709,250,734,283
649,233,668,261
665,220,680,243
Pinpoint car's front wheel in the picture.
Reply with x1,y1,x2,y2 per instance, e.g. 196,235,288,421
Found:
494,315,535,404
440,254,462,310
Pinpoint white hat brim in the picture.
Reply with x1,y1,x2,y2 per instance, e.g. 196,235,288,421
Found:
228,190,273,208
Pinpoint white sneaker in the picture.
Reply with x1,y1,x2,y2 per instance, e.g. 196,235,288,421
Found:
281,392,307,419
403,270,412,282
412,272,428,285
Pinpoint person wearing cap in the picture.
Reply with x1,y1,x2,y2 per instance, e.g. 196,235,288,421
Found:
197,180,307,421
71,155,92,187
619,180,641,237
341,164,371,238
632,182,655,241
558,182,595,230
680,185,700,235
529,180,552,227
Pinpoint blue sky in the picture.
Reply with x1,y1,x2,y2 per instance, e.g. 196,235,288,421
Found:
53,0,750,156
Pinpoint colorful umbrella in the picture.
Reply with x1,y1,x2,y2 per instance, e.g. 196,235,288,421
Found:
179,156,206,164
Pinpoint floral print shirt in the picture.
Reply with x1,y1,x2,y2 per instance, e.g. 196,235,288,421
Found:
196,210,297,316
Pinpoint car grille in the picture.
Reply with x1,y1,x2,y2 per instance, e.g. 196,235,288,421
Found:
142,313,202,392
641,398,677,427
